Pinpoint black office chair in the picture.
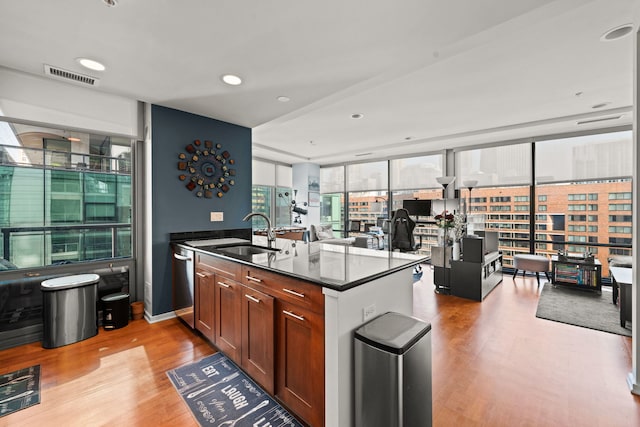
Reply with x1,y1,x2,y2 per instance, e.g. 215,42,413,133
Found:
390,208,420,252
389,208,423,279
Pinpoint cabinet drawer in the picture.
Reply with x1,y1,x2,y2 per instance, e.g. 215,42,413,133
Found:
242,266,324,313
196,253,241,281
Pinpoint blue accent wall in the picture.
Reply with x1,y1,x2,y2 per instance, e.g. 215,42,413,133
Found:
151,105,252,315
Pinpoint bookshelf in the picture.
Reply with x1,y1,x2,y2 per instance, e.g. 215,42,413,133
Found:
551,255,601,292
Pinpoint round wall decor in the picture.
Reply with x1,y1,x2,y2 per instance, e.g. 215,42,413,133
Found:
177,139,236,198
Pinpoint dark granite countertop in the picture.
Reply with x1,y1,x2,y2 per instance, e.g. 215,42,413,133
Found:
173,235,427,291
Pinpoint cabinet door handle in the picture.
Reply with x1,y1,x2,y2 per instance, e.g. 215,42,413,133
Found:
196,272,207,278
173,253,191,261
217,281,231,288
282,288,305,298
245,275,262,283
283,310,305,321
245,294,260,304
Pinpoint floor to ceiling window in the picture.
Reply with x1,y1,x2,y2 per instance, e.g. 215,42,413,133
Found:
346,161,388,236
251,159,293,228
320,166,345,237
0,122,133,270
455,143,532,268
535,130,633,276
314,128,631,277
390,154,443,256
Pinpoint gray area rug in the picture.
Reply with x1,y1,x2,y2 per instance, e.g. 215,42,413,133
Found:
536,283,631,337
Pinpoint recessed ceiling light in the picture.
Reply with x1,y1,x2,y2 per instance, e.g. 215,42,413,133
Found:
221,74,243,86
601,24,633,41
67,137,82,142
76,58,106,71
277,96,290,102
103,0,118,6
405,136,412,140
592,102,611,109
351,113,364,119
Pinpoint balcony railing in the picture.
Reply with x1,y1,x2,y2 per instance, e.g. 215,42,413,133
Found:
1,224,132,270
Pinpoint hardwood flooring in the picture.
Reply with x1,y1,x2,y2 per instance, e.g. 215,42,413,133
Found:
414,268,640,427
1,270,639,426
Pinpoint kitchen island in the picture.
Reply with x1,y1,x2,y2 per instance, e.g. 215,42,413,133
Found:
173,235,427,426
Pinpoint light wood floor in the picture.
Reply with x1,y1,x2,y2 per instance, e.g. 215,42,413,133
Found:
1,271,639,426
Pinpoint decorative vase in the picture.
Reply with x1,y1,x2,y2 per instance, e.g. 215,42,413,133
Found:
452,241,461,260
437,228,446,246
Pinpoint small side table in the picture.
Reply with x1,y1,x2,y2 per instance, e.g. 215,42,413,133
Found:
610,266,632,328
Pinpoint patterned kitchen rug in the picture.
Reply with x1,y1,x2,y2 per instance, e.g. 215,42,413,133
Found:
0,365,41,418
167,353,304,427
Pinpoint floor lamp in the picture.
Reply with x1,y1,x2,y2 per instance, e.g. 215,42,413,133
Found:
436,176,456,216
463,179,478,236
462,180,478,217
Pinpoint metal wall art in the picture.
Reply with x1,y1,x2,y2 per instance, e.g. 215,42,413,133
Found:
177,139,236,198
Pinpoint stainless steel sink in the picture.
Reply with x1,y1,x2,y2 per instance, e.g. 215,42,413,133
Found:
216,245,278,256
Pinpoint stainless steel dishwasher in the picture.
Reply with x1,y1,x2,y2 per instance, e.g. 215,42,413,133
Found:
172,246,194,328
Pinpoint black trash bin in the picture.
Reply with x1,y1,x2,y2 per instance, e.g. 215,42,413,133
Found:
101,292,130,330
354,311,432,427
41,273,100,349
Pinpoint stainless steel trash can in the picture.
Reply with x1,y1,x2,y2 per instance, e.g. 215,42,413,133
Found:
101,292,129,330
41,273,100,349
354,312,432,427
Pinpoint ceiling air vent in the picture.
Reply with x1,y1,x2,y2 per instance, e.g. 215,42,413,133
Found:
44,64,100,87
577,116,621,125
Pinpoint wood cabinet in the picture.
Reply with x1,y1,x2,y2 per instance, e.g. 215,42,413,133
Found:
192,254,325,427
194,269,215,342
214,276,242,365
195,253,325,426
243,266,324,427
276,299,324,427
241,284,275,394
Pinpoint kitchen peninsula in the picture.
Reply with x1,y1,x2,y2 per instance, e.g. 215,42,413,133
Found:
172,234,427,426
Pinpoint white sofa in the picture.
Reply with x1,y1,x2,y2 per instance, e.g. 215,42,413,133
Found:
309,224,374,248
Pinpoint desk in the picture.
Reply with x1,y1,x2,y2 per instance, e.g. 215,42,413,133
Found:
610,266,632,328
255,226,306,241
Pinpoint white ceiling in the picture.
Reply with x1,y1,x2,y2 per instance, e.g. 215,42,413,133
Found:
0,0,638,165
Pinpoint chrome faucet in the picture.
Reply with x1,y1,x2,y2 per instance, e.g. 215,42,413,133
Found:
242,212,276,248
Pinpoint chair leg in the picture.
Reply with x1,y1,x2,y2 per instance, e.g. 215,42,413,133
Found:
536,272,540,286
512,269,518,280
522,270,526,278
545,271,551,282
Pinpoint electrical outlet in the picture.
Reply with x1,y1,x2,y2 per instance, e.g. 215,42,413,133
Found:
363,304,376,322
210,212,224,222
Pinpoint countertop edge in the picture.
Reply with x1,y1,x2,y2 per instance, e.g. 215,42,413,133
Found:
172,242,427,292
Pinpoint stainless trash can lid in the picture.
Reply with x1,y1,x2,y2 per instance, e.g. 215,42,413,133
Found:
101,292,129,302
41,273,100,291
355,312,431,355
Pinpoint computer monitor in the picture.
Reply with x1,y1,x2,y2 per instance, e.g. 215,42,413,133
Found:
402,199,432,217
